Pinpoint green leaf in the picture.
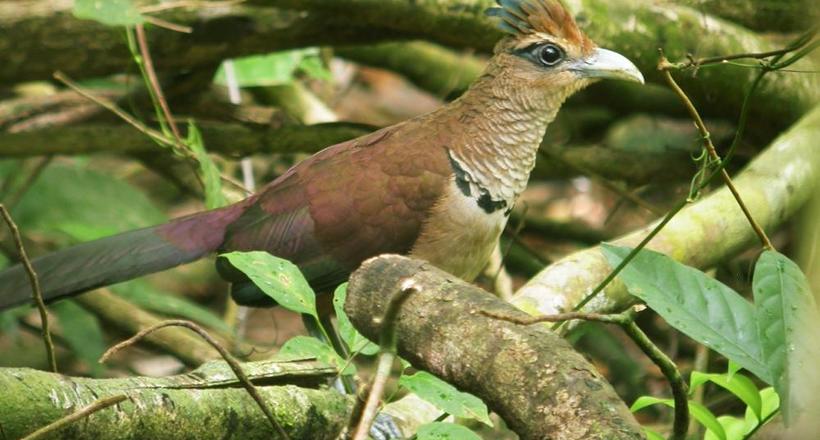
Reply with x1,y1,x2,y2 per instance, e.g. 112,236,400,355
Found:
705,416,753,440
602,244,769,383
220,251,316,317
52,300,106,376
416,422,481,440
112,280,232,335
631,396,726,440
643,427,666,440
214,51,311,87
690,372,762,420
297,56,333,81
11,162,166,245
73,0,143,26
746,387,780,426
399,371,492,427
187,121,226,210
0,306,30,339
727,360,742,380
332,284,378,356
753,250,819,423
279,335,355,375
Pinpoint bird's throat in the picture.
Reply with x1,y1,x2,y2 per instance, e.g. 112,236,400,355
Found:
443,71,571,211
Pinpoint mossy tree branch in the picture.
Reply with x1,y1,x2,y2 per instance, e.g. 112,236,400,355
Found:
0,359,349,440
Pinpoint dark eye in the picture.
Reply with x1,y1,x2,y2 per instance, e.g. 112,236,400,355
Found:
538,44,564,66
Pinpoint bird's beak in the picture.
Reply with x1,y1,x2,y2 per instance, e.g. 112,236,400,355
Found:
571,48,645,84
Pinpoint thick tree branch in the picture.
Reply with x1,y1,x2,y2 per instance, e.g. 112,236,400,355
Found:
514,104,820,317
345,255,644,440
1,1,815,131
0,359,348,440
0,122,371,158
0,114,710,184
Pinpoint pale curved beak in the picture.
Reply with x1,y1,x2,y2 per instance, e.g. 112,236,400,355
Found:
571,48,645,84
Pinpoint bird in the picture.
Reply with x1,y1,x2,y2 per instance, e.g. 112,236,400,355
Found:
0,0,643,311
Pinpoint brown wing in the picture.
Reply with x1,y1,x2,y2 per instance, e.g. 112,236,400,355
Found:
220,120,454,290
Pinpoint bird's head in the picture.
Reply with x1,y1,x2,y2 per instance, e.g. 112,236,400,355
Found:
486,0,643,98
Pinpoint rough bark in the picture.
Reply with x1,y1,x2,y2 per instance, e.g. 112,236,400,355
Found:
514,104,820,318
345,255,645,440
0,359,349,440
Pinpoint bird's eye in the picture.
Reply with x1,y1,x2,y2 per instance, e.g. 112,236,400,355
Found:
538,44,564,66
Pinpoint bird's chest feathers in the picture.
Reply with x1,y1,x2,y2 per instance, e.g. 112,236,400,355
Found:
410,180,510,281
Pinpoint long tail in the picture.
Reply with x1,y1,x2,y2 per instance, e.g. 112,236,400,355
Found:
0,204,246,310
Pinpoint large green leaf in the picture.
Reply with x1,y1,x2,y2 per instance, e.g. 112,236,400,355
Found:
602,245,769,383
631,396,726,440
279,335,355,375
332,284,378,356
416,422,481,440
52,300,106,377
220,252,316,317
11,162,166,245
111,280,231,335
399,371,492,427
73,0,143,26
752,250,819,422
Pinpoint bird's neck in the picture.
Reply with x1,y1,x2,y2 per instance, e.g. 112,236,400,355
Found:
441,65,575,209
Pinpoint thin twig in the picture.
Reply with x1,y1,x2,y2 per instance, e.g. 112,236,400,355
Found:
479,308,638,325
19,394,127,440
352,279,418,440
100,320,290,439
660,55,774,251
676,28,817,70
0,204,57,373
54,71,246,195
623,321,689,440
567,49,769,320
142,16,193,33
53,71,172,147
135,25,185,147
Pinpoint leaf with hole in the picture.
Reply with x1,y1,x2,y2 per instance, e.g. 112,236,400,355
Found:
221,252,316,318
602,244,769,383
332,284,378,355
399,371,492,427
